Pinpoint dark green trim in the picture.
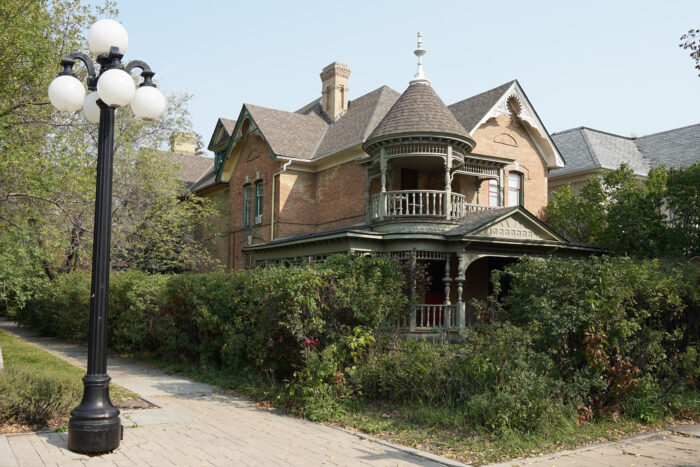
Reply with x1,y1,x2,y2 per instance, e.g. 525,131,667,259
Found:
217,106,277,183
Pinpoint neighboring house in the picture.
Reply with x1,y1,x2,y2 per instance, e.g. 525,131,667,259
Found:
192,35,597,332
549,124,700,197
161,132,214,190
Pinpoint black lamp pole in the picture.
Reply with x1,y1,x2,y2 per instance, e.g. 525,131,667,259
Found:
55,48,157,454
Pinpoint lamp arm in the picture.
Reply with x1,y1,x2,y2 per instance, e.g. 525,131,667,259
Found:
125,60,157,87
60,52,98,90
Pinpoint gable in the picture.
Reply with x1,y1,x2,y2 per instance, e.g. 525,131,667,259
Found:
466,81,564,169
207,118,235,152
460,209,565,243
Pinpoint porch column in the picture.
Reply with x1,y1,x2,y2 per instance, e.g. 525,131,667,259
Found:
444,145,452,219
443,255,452,328
498,167,505,207
409,249,417,332
475,178,481,205
456,251,466,327
379,148,387,220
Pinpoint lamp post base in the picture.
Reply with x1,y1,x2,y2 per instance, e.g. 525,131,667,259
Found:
68,375,121,453
68,417,121,453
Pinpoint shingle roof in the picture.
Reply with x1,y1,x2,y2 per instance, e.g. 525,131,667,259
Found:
245,104,328,160
189,166,217,193
448,81,515,133
444,207,517,236
312,86,400,158
635,123,700,169
159,151,214,190
220,118,236,136
365,83,473,145
550,127,651,177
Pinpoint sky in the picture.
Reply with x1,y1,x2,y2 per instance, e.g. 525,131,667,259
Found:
99,0,700,156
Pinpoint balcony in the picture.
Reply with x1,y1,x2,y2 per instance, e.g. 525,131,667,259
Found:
370,190,499,221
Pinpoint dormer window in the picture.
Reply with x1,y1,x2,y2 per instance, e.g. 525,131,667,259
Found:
214,150,225,172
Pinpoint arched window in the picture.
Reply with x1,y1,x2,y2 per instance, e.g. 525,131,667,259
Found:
242,183,252,227
507,172,523,207
254,180,263,225
488,179,499,207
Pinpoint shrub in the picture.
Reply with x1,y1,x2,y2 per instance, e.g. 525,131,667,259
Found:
0,368,81,426
354,323,566,434
498,256,700,413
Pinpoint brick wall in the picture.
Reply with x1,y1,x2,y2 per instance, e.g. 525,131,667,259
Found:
471,114,550,218
315,160,366,230
277,169,316,238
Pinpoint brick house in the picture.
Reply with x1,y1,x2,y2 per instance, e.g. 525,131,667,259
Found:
191,34,596,331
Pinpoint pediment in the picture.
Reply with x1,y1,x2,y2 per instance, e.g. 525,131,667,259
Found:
469,210,564,242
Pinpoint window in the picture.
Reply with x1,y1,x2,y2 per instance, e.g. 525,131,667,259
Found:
254,180,263,225
242,184,252,227
214,150,225,171
507,172,523,207
488,179,499,207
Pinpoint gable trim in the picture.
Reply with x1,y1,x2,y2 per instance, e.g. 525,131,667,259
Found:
469,81,565,169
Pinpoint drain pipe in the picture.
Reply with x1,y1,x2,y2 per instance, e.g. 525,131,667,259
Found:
270,159,292,241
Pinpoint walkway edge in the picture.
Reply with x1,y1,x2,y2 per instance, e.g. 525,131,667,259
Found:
484,428,677,467
332,426,471,467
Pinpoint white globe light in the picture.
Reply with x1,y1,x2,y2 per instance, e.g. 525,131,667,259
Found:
97,69,135,107
48,75,85,112
83,91,101,123
131,86,166,121
88,19,129,55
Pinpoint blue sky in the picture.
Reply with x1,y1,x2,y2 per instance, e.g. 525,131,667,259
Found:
106,0,699,155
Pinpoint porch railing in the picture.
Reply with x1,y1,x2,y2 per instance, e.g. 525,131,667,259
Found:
464,203,499,213
393,304,457,331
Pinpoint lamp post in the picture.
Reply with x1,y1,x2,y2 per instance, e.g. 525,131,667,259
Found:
48,19,165,454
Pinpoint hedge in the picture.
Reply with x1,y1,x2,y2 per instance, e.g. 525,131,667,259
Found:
14,254,407,379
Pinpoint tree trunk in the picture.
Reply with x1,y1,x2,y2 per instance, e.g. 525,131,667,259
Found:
0,344,4,372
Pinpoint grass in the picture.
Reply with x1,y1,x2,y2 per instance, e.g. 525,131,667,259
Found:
0,330,138,433
122,353,696,466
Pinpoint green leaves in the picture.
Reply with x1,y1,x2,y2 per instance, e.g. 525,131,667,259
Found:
546,163,700,258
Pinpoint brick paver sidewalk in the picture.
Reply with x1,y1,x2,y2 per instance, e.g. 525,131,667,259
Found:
0,319,463,466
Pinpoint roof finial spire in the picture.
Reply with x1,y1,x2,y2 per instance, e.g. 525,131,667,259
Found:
410,30,430,85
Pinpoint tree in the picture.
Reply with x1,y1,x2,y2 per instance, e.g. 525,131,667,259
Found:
546,163,698,258
1,0,218,313
666,163,700,257
680,29,700,76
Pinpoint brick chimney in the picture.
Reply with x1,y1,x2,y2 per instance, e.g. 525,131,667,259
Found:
320,62,351,121
170,132,197,156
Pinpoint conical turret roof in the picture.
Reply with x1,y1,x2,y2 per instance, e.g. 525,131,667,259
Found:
364,82,474,150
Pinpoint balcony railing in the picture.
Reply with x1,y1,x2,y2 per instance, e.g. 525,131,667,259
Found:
370,190,499,220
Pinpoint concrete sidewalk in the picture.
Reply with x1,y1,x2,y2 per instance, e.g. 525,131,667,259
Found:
0,319,464,466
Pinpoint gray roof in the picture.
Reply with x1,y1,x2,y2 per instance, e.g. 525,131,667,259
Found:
246,104,328,160
550,124,700,179
550,127,651,178
312,86,400,158
449,81,515,133
635,123,700,169
365,83,473,145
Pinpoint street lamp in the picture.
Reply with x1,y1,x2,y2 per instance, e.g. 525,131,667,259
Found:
48,19,165,454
